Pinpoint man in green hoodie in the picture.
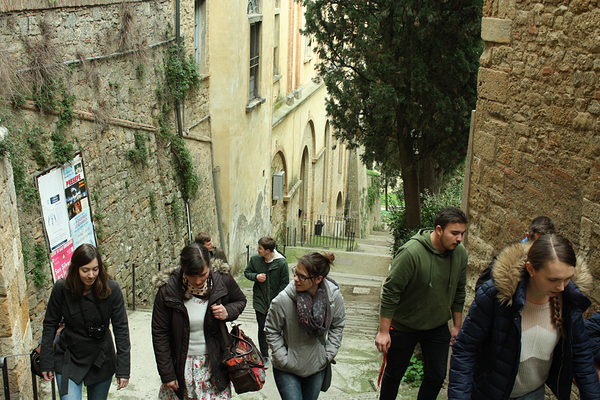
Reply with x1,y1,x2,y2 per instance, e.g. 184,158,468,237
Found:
244,236,289,363
376,207,468,400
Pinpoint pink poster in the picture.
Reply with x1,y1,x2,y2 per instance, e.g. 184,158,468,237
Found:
50,239,74,281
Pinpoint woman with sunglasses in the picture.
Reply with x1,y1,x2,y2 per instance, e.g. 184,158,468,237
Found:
265,252,346,400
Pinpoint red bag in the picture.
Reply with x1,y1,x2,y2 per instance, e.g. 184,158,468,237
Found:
222,324,266,394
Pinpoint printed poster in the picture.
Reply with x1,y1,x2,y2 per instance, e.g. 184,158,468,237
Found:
50,239,74,281
62,155,96,250
37,152,96,281
37,168,71,250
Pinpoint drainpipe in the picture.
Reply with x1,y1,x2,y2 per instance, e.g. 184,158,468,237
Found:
175,0,192,242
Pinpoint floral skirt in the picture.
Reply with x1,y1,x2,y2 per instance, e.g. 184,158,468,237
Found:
159,355,231,400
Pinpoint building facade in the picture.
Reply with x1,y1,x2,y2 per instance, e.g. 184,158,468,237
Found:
207,0,369,265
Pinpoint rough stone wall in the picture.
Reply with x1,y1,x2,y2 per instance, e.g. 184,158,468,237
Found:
466,0,600,307
0,128,33,398
1,0,217,342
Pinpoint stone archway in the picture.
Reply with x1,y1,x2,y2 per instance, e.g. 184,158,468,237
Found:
335,191,344,216
299,146,310,221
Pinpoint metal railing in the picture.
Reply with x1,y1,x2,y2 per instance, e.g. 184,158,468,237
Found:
0,354,56,400
284,215,358,252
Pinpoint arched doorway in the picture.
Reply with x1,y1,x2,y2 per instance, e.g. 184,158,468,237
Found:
335,192,343,216
271,151,287,245
299,146,310,220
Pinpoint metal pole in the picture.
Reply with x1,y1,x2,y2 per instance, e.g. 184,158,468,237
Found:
31,370,37,400
246,245,250,265
132,263,136,311
1,357,10,399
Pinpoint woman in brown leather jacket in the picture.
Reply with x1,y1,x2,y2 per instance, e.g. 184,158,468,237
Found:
151,243,246,400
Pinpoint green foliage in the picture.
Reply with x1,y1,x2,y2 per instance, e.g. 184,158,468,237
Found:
157,106,199,201
389,166,464,253
162,43,200,103
301,0,482,226
21,236,48,287
135,64,145,81
127,131,148,166
149,192,157,220
170,199,182,232
26,127,49,168
170,134,199,202
55,89,75,132
32,242,48,287
402,354,424,387
0,138,9,158
367,174,381,208
32,78,62,114
51,129,75,165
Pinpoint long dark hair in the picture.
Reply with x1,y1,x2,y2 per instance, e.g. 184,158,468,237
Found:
527,234,576,332
180,243,211,275
65,243,111,299
179,244,211,298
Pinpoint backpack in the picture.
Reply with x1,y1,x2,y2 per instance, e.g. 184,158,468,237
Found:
222,324,266,394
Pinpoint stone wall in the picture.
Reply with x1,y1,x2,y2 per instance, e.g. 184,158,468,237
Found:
0,0,217,342
0,127,34,398
465,0,599,308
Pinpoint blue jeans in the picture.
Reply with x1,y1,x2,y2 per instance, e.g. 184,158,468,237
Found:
55,374,112,400
273,368,325,400
511,386,545,400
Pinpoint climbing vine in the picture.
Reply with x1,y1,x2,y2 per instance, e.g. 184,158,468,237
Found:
127,131,148,166
154,42,201,202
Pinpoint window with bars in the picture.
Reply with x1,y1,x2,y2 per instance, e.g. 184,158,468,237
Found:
273,13,280,76
194,0,206,72
249,22,261,99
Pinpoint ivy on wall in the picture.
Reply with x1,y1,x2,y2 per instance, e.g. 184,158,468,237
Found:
155,42,201,203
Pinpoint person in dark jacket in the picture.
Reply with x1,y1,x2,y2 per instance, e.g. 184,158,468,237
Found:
152,243,246,400
244,236,289,361
474,216,556,291
449,234,600,400
584,312,600,380
195,232,229,264
40,244,130,399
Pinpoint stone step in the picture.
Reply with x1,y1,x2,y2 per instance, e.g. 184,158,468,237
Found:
357,238,393,247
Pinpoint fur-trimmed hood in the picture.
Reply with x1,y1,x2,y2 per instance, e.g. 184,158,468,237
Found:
492,242,593,306
151,258,232,289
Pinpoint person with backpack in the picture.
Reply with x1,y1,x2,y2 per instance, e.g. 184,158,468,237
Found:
449,234,600,400
265,252,346,400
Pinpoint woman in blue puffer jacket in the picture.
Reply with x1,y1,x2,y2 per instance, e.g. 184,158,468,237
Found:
584,312,600,380
448,234,600,400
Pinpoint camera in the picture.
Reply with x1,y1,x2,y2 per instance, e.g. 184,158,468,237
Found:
86,323,107,340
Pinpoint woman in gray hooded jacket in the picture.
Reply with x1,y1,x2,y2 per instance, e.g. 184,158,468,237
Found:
265,252,346,400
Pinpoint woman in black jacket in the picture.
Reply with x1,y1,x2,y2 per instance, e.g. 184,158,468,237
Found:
151,243,246,400
40,244,130,399
449,234,600,400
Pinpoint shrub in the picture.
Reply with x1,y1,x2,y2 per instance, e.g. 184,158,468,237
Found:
389,165,464,253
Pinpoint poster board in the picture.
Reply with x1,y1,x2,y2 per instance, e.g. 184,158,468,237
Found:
36,152,96,281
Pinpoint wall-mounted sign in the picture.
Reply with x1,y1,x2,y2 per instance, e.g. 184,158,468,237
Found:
36,152,96,281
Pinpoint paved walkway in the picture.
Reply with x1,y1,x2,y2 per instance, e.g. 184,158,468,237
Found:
38,230,440,399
